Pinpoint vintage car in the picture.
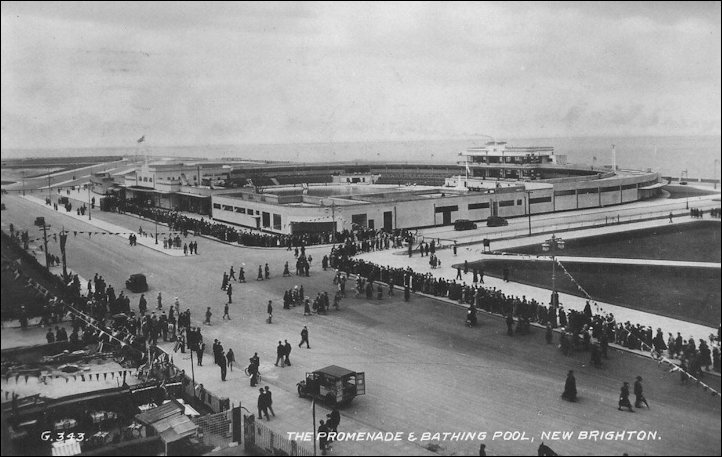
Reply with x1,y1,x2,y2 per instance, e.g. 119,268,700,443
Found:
125,273,148,293
453,219,477,231
297,365,365,406
486,216,508,227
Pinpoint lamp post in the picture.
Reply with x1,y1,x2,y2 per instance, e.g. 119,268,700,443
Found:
525,189,533,236
87,182,93,220
542,234,565,328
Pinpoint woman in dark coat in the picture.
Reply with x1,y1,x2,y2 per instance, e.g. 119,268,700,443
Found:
561,370,577,402
618,381,634,411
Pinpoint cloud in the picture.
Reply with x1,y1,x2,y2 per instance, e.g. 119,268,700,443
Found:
1,2,720,149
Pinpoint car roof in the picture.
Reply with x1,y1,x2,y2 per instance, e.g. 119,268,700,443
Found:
314,365,356,378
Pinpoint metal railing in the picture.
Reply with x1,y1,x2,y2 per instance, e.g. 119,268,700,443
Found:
244,415,315,456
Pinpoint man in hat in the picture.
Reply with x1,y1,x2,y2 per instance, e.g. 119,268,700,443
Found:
618,381,634,412
634,376,649,409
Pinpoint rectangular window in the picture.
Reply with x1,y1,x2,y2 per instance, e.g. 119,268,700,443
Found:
530,196,552,204
222,205,233,211
235,207,245,213
577,188,598,195
468,202,490,210
516,199,522,205
499,200,514,207
554,190,576,197
621,184,637,190
248,208,254,214
434,205,459,213
600,186,619,192
262,211,270,227
213,203,221,209
273,214,282,230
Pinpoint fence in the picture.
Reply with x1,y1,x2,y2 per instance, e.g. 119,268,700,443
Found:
244,415,315,456
192,408,236,449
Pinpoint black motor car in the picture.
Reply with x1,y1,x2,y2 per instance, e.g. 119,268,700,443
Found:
125,273,148,293
453,219,477,231
486,216,508,227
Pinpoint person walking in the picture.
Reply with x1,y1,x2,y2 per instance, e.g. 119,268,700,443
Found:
226,348,235,371
264,386,276,417
267,300,273,324
223,302,231,320
299,326,310,348
227,283,233,304
274,341,285,367
257,388,270,421
561,370,577,402
618,381,634,412
219,351,227,381
634,376,649,409
229,266,236,281
257,265,264,281
284,340,292,366
205,307,212,325
197,341,205,366
157,292,163,310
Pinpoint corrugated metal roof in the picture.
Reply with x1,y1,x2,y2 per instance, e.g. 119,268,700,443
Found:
134,399,184,425
155,414,198,443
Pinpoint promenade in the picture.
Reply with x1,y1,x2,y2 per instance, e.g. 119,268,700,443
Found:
2,187,720,456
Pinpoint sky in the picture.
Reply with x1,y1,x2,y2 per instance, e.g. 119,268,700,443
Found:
1,1,720,149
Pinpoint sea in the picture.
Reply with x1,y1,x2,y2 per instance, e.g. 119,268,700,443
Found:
1,135,720,180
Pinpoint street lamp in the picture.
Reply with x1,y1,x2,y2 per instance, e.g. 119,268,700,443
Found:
542,234,565,328
87,182,93,220
525,189,533,236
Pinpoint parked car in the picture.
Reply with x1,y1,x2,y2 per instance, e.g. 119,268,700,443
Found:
297,365,366,406
453,219,477,231
125,273,148,293
486,216,508,227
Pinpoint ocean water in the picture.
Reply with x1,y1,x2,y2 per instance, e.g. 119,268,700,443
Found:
1,135,720,179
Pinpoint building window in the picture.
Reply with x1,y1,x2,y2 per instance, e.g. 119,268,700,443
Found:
262,211,271,227
273,214,282,230
530,196,552,204
213,203,221,209
499,200,514,207
222,205,233,211
516,199,522,205
468,202,490,210
235,207,245,213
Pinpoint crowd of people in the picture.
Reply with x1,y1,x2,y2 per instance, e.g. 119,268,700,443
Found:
328,242,722,376
111,198,414,250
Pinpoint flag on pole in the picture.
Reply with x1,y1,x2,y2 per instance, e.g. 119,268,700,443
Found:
137,135,145,144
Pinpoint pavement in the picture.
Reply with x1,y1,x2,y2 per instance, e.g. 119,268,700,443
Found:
2,188,721,456
356,215,720,345
21,194,187,257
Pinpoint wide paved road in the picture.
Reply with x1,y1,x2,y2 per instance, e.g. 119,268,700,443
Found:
1,194,720,456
